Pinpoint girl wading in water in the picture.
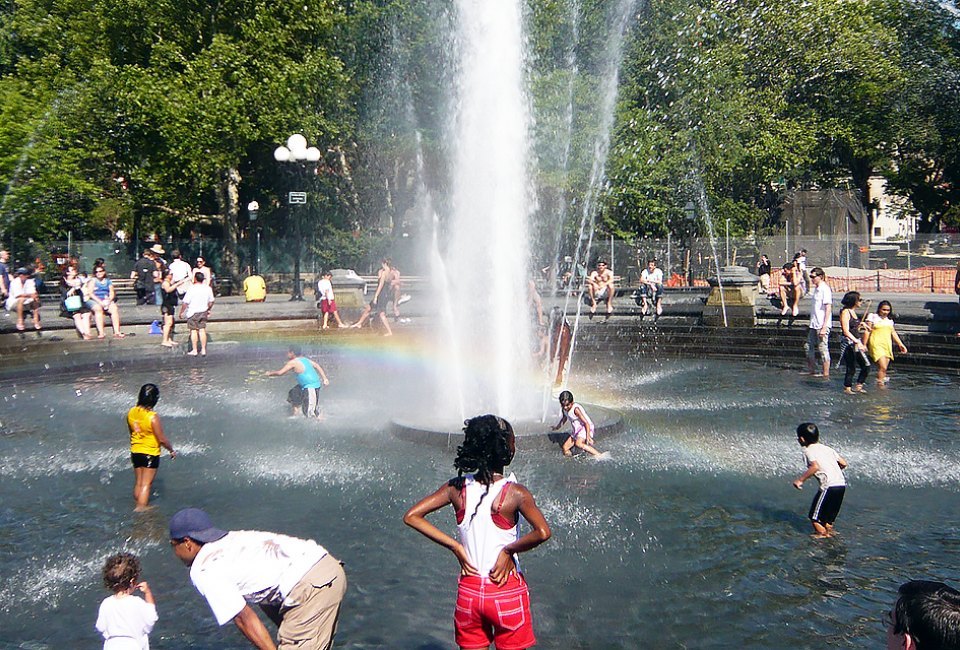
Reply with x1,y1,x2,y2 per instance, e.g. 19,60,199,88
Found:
404,415,551,650
127,383,175,511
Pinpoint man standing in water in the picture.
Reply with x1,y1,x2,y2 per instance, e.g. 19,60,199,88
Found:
266,346,330,418
169,507,347,650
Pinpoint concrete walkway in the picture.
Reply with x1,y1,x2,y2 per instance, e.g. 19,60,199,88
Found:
1,286,957,362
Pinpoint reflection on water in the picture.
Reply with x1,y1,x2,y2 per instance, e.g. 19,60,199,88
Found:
0,354,957,648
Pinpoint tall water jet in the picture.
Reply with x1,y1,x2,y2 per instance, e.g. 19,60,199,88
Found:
560,0,638,381
433,0,535,418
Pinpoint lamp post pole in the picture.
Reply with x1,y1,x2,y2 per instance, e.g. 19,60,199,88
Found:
684,201,696,286
274,134,321,301
247,200,259,274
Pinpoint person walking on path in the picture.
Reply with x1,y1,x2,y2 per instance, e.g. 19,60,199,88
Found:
169,507,347,650
837,291,870,394
316,271,345,329
865,300,908,386
266,346,330,418
95,552,158,649
128,383,175,511
404,415,551,650
350,259,393,336
131,249,156,306
179,271,215,356
804,267,832,377
792,422,847,539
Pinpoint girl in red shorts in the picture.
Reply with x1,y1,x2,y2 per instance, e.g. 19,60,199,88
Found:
404,415,551,649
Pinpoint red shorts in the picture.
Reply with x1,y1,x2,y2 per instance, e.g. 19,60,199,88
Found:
454,574,535,650
320,298,337,314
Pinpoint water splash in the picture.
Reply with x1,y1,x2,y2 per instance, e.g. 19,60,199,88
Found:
559,0,638,383
435,0,535,417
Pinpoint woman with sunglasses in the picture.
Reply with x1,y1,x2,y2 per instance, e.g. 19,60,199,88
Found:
192,256,214,287
85,266,125,338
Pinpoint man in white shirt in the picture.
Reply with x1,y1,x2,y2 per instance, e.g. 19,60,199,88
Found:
168,249,193,296
805,267,832,377
179,272,215,356
5,267,41,332
169,508,346,650
638,259,664,319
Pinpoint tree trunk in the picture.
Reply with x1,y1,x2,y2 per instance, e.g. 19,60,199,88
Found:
217,166,241,284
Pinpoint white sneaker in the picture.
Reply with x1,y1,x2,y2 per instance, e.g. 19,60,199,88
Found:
397,294,412,306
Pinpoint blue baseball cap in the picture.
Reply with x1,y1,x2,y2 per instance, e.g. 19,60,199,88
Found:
169,508,228,543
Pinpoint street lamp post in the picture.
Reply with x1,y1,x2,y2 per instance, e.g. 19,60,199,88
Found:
684,201,696,286
247,200,260,273
725,218,731,266
274,134,321,301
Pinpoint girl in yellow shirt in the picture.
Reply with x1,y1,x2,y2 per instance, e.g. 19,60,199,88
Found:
127,384,175,511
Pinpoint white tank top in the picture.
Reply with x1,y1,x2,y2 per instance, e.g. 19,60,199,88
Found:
457,473,520,576
568,403,593,433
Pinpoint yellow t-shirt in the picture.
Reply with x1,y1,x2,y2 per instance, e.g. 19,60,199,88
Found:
128,405,160,455
243,275,266,301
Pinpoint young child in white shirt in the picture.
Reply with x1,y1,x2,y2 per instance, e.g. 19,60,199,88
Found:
95,552,158,649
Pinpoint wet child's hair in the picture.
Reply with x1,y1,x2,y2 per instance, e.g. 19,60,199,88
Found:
796,422,820,446
454,415,516,523
102,552,140,593
558,390,573,405
137,384,159,409
455,415,515,483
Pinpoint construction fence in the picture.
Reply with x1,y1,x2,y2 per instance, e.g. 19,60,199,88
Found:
581,234,959,294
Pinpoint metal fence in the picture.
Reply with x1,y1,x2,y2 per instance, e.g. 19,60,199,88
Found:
564,233,960,293
13,232,960,295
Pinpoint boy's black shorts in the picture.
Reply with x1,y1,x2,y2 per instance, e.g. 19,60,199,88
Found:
809,485,845,524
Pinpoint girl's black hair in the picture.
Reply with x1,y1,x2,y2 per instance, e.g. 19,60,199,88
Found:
137,383,160,408
840,291,861,309
454,415,515,524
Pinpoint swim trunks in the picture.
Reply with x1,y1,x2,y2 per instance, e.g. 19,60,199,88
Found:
809,485,845,524
288,386,322,417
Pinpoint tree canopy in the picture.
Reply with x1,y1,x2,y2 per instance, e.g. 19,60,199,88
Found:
0,0,956,271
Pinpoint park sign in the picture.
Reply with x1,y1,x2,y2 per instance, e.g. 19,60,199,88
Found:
288,191,307,204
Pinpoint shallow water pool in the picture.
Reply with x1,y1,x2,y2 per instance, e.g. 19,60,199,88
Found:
0,349,957,648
